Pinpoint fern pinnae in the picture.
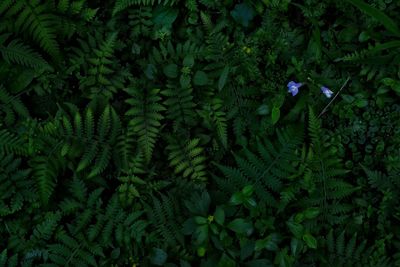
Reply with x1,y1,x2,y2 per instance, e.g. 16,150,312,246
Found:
125,87,165,163
0,38,51,70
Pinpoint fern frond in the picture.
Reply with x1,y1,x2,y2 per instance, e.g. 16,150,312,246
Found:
216,127,303,206
128,7,153,38
58,105,120,178
2,0,60,59
361,164,390,190
167,137,207,181
30,156,60,205
162,81,196,130
148,194,183,246
125,87,165,163
304,107,356,224
0,249,18,267
322,230,371,267
0,37,51,70
0,129,27,155
113,0,179,16
31,212,62,242
113,131,144,174
0,152,33,216
0,85,29,126
198,98,228,148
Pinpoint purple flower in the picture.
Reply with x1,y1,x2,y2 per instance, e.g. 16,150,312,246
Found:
321,86,334,98
287,81,303,96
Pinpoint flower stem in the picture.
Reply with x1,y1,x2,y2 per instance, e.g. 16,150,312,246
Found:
318,76,351,118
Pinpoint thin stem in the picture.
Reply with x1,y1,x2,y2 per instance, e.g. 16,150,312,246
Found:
318,76,351,118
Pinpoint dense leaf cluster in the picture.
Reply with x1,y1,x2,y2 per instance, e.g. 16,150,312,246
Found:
1,0,400,266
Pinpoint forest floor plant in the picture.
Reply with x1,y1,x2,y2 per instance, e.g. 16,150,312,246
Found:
1,0,400,266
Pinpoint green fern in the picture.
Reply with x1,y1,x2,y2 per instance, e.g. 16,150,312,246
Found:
0,35,51,70
361,164,400,191
30,212,62,243
0,249,19,267
30,155,61,205
147,194,184,246
113,130,144,174
113,0,179,16
166,137,207,181
215,127,303,206
322,229,392,267
69,32,128,99
54,0,98,39
0,128,28,155
128,7,153,38
125,87,165,163
0,85,28,126
0,152,34,216
304,108,357,224
162,81,197,130
1,0,60,59
59,105,121,178
198,98,228,148
47,230,102,267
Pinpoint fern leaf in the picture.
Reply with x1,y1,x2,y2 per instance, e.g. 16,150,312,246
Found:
0,129,27,155
0,38,51,70
167,137,207,181
30,156,59,205
125,87,165,163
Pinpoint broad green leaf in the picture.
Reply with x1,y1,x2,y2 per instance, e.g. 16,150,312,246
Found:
276,249,293,267
194,225,209,244
302,233,317,249
218,253,236,267
382,78,400,93
227,218,253,235
194,71,208,86
242,185,254,196
194,216,208,225
271,106,280,125
255,236,278,252
183,55,194,67
153,7,178,27
341,94,355,103
345,0,400,37
230,192,243,205
150,248,168,266
214,206,225,225
287,221,304,239
144,64,156,79
294,213,304,223
197,247,206,257
303,207,320,219
257,104,270,115
230,3,255,27
355,99,368,108
182,218,196,235
163,63,178,78
290,238,303,256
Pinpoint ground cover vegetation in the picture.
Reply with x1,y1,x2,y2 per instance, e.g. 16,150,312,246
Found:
1,0,400,266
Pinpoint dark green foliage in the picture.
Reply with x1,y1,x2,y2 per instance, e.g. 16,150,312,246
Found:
215,127,303,206
125,87,165,163
302,108,357,224
166,137,207,181
0,0,399,266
